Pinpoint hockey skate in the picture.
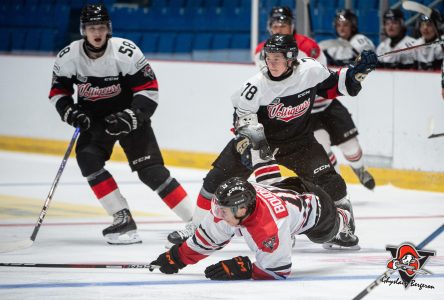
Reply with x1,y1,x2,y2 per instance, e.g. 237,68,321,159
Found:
167,222,197,245
103,209,142,245
352,166,375,190
323,209,360,250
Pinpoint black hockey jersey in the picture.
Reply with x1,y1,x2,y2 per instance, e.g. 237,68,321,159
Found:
49,38,158,119
231,58,361,143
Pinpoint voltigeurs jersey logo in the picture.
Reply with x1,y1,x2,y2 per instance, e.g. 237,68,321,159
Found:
384,243,435,289
267,98,310,122
78,83,122,101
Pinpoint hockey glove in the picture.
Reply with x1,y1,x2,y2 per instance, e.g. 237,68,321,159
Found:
149,244,187,274
62,104,91,132
104,109,139,137
347,50,378,82
234,135,253,170
204,256,252,280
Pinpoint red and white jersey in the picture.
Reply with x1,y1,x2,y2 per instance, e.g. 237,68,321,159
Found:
413,35,444,70
231,58,358,143
49,37,158,119
177,183,320,280
324,34,376,66
376,35,416,68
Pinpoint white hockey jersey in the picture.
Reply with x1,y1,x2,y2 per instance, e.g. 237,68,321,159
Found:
376,35,416,68
177,183,320,279
231,58,359,143
325,34,376,66
49,37,158,119
413,35,444,70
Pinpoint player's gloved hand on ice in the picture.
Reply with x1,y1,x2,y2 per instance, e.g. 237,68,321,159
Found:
104,109,139,137
62,104,91,131
149,244,187,274
348,50,378,82
204,256,252,280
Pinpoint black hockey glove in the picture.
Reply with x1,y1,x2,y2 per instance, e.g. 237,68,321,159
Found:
149,244,187,274
204,256,252,280
104,109,139,137
347,50,378,82
62,104,91,131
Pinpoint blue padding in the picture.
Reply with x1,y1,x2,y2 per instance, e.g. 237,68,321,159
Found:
39,29,56,52
24,28,42,50
175,33,194,53
11,28,27,51
213,33,231,50
140,33,159,53
231,33,249,49
158,33,176,53
0,29,11,51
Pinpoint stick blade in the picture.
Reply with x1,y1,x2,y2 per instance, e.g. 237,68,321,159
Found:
0,239,33,253
402,1,432,17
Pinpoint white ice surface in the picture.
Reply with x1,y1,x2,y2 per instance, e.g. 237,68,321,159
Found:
0,151,442,300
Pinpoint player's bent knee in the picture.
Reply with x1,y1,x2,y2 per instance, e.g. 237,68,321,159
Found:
137,165,170,190
76,151,105,177
315,173,347,202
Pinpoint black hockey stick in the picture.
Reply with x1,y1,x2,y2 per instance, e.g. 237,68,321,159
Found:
377,39,444,58
428,133,444,139
0,128,80,253
0,262,159,271
352,223,444,300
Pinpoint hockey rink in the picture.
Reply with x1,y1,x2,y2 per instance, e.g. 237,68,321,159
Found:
0,150,442,300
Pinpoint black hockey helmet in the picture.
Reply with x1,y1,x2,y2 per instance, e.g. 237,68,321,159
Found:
212,177,256,220
267,6,295,33
416,9,443,35
80,4,112,36
383,8,404,23
334,9,358,35
264,34,298,62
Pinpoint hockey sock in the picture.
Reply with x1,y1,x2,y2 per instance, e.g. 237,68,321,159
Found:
339,138,364,169
156,177,193,222
328,151,340,174
192,188,212,225
87,169,129,215
251,149,282,185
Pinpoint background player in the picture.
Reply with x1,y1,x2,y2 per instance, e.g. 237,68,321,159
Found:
49,4,194,245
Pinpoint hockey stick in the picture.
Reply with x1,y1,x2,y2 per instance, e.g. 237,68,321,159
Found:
319,38,443,57
402,1,432,17
0,128,80,253
427,118,444,138
0,262,159,271
352,223,444,300
377,39,444,58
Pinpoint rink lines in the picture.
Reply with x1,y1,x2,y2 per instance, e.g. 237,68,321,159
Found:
0,194,161,220
0,274,443,289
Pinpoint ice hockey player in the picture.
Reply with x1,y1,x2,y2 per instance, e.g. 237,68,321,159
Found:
150,150,359,280
256,7,375,189
254,6,327,69
376,9,416,69
167,34,378,245
412,9,443,70
48,4,193,244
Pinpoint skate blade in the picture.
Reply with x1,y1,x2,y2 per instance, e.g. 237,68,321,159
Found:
322,243,361,251
164,241,174,250
105,231,142,245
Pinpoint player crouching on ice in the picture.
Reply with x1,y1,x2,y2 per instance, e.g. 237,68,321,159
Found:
150,150,359,280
